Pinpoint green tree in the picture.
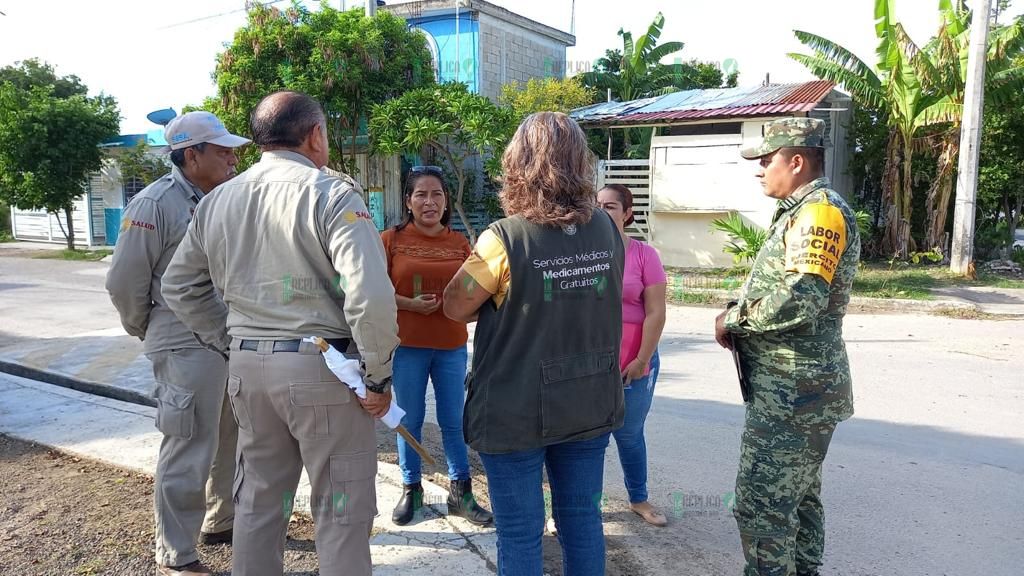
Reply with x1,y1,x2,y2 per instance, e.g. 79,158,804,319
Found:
116,143,169,187
211,2,434,172
790,0,932,258
908,2,1024,251
792,0,1024,258
977,86,1024,255
0,62,119,249
499,77,596,118
369,82,516,243
580,13,737,158
0,58,87,99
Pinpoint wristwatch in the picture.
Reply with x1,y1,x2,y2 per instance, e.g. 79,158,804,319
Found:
365,376,392,395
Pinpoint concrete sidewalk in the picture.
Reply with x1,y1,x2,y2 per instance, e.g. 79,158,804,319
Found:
0,371,498,574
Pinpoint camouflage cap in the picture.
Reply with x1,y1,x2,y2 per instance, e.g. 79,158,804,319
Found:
740,117,826,160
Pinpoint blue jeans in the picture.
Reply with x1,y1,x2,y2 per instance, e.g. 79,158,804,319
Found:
612,349,660,504
479,434,610,576
392,345,471,485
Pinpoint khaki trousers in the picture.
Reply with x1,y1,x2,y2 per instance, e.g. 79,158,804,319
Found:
227,339,377,576
149,347,238,567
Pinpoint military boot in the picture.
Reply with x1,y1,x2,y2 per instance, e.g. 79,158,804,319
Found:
446,478,493,526
392,482,423,526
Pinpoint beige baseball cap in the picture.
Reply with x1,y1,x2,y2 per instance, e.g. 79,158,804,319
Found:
164,111,250,151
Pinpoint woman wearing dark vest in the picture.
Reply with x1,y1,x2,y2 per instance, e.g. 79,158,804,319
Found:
443,112,625,576
380,166,492,527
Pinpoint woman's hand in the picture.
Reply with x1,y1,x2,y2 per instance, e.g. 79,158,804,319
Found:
408,294,441,315
621,358,648,386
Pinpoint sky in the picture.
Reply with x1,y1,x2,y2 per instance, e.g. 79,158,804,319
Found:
1,0,1020,134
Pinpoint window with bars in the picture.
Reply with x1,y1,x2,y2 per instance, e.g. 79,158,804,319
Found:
124,176,147,205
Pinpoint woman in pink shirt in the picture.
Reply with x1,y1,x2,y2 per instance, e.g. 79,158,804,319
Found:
599,183,668,526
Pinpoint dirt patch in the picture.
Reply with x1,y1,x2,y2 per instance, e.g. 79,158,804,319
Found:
0,434,322,575
1,426,644,576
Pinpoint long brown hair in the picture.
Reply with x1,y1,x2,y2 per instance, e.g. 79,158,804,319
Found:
499,112,596,226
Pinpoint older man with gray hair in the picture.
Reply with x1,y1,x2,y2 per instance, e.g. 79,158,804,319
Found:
162,90,399,576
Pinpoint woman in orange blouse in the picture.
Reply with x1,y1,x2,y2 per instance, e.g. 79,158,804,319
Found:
380,166,492,527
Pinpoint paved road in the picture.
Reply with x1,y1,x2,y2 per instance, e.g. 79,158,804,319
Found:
607,306,1023,576
1,253,1021,575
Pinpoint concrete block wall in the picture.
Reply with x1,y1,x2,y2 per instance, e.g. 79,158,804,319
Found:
477,13,568,101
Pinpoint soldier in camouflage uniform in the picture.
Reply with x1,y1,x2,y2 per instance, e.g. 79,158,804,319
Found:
714,117,860,576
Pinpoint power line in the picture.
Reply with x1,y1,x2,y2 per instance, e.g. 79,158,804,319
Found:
156,0,288,31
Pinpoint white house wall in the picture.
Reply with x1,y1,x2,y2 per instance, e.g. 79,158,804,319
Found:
649,120,781,268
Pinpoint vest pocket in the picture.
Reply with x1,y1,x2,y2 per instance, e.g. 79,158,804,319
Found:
540,348,619,439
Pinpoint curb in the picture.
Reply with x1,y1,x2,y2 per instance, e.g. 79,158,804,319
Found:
0,358,156,408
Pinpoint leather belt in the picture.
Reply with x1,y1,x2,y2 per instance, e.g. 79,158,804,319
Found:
238,338,350,353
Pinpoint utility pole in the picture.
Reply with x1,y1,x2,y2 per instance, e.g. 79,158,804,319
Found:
455,0,460,83
950,0,992,275
366,0,376,16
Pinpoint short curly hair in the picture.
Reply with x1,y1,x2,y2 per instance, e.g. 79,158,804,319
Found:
499,112,596,227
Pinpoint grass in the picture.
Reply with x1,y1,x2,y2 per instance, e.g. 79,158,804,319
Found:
852,267,938,300
0,231,13,243
674,291,718,305
983,275,1024,289
33,248,112,262
854,263,1024,300
667,263,1024,303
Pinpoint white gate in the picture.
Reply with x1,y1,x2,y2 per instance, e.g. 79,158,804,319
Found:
596,159,651,240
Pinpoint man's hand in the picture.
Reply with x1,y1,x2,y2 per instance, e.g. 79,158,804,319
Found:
621,358,648,386
359,388,392,418
409,294,441,315
715,310,734,350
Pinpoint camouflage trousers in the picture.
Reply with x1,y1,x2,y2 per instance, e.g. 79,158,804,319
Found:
733,412,836,576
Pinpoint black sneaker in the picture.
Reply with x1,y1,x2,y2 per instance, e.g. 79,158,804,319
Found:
198,528,233,546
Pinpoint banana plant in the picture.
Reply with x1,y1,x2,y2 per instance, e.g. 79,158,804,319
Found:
907,0,1024,251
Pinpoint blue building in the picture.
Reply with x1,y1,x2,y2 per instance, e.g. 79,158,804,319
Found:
383,0,576,100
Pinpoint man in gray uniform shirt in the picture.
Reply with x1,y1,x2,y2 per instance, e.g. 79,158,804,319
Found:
106,111,250,576
162,91,400,576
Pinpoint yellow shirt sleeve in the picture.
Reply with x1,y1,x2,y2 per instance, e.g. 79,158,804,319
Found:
463,229,511,308
784,201,848,284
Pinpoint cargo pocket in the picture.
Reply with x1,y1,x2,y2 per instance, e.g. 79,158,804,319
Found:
329,451,378,525
540,347,619,440
154,384,195,439
227,375,252,432
289,381,351,439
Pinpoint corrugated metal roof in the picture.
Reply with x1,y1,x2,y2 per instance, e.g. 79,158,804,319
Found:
570,80,836,126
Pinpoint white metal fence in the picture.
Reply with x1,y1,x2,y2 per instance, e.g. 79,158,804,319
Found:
596,159,651,240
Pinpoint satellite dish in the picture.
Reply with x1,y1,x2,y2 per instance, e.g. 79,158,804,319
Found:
146,108,177,126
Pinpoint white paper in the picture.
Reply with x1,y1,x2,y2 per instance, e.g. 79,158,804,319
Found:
303,337,406,429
